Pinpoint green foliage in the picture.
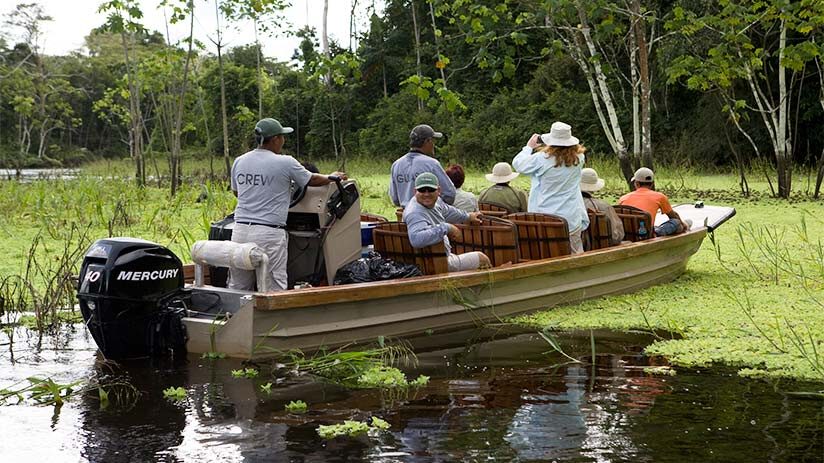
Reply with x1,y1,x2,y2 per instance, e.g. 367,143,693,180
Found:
163,386,187,401
316,416,392,439
284,399,308,414
231,368,259,379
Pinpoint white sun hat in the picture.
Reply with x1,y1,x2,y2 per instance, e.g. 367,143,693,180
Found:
485,162,520,183
579,168,606,192
540,121,579,147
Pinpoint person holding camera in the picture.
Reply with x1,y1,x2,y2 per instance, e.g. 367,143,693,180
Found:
229,117,345,291
512,121,589,253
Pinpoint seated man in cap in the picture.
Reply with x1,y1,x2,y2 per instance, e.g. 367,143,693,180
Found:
579,167,623,245
389,124,456,208
403,172,491,272
478,162,528,213
230,117,345,291
618,167,691,237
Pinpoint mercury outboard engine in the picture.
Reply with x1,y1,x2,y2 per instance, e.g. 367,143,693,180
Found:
77,238,188,359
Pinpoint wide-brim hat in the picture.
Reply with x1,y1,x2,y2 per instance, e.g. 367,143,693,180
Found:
485,162,519,183
580,168,605,192
540,121,579,147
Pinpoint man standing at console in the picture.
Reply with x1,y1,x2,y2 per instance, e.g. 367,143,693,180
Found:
389,124,456,208
230,117,344,291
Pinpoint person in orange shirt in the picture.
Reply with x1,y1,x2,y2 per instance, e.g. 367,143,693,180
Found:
618,167,691,236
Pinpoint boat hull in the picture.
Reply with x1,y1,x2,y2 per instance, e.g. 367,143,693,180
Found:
183,229,706,358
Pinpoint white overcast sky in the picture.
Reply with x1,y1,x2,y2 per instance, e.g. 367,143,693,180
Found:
0,0,383,62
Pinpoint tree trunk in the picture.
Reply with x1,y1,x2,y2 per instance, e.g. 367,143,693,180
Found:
214,0,231,179
411,0,423,111
776,21,790,198
121,31,144,186
632,0,653,170
255,19,263,119
171,3,196,196
322,0,331,84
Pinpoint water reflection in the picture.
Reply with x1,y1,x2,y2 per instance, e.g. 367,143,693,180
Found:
1,326,822,461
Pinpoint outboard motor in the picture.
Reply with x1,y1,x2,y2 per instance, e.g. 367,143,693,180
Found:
77,238,187,359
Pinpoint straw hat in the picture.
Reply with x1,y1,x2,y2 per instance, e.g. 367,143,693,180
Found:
580,168,605,192
485,162,520,183
539,121,579,147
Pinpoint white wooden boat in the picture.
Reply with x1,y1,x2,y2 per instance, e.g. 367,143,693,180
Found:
77,179,733,360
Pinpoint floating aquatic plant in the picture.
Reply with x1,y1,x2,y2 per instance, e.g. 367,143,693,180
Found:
231,368,259,379
163,386,187,401
284,400,307,414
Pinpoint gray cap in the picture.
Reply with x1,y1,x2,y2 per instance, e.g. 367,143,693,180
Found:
410,124,443,147
631,167,655,183
255,118,293,138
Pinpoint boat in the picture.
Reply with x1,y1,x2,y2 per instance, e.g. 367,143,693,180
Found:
76,180,734,360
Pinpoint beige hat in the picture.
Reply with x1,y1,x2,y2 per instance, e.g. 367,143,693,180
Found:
485,162,520,183
540,121,579,147
631,167,655,183
580,168,605,192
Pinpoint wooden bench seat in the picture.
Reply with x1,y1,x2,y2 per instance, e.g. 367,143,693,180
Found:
478,202,510,217
372,221,448,274
360,212,388,223
451,216,520,267
504,212,571,261
583,209,611,251
613,205,653,241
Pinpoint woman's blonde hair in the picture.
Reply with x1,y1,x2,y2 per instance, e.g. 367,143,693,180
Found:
540,144,586,167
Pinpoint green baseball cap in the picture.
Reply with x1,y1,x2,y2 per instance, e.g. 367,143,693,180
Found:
255,118,293,138
415,172,439,190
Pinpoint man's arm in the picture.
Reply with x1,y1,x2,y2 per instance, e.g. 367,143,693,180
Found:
389,168,400,207
406,215,450,248
307,172,347,186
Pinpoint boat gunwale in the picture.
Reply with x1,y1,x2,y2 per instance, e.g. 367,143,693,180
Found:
247,228,707,311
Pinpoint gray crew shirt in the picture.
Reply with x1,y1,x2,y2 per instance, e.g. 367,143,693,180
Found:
389,151,456,207
231,148,313,226
403,196,468,253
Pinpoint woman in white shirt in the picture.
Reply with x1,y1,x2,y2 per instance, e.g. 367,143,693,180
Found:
512,121,589,253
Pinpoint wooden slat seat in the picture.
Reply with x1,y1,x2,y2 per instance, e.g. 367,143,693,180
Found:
360,212,388,223
504,212,571,261
613,205,653,241
478,202,510,217
583,209,612,251
451,216,520,267
372,222,448,275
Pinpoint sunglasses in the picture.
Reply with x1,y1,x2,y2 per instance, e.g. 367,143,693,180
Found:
416,187,437,193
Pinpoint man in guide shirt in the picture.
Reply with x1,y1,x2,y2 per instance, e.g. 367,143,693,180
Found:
389,124,456,208
230,117,345,291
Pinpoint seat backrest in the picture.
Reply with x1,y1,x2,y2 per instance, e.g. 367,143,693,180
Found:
504,212,571,260
372,221,448,274
613,205,653,241
360,212,388,223
478,202,511,217
451,216,520,267
583,209,612,251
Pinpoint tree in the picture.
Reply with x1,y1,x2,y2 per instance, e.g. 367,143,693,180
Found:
667,0,824,198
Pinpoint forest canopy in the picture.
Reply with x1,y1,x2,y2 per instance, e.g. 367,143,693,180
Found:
1,0,823,198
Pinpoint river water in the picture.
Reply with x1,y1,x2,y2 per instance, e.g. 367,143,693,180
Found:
1,325,822,462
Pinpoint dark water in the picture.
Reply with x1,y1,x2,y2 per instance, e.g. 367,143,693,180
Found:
1,325,822,462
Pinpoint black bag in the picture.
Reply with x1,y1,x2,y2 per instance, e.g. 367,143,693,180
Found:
333,252,422,285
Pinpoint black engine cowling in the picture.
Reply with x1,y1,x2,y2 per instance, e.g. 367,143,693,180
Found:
77,238,187,359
